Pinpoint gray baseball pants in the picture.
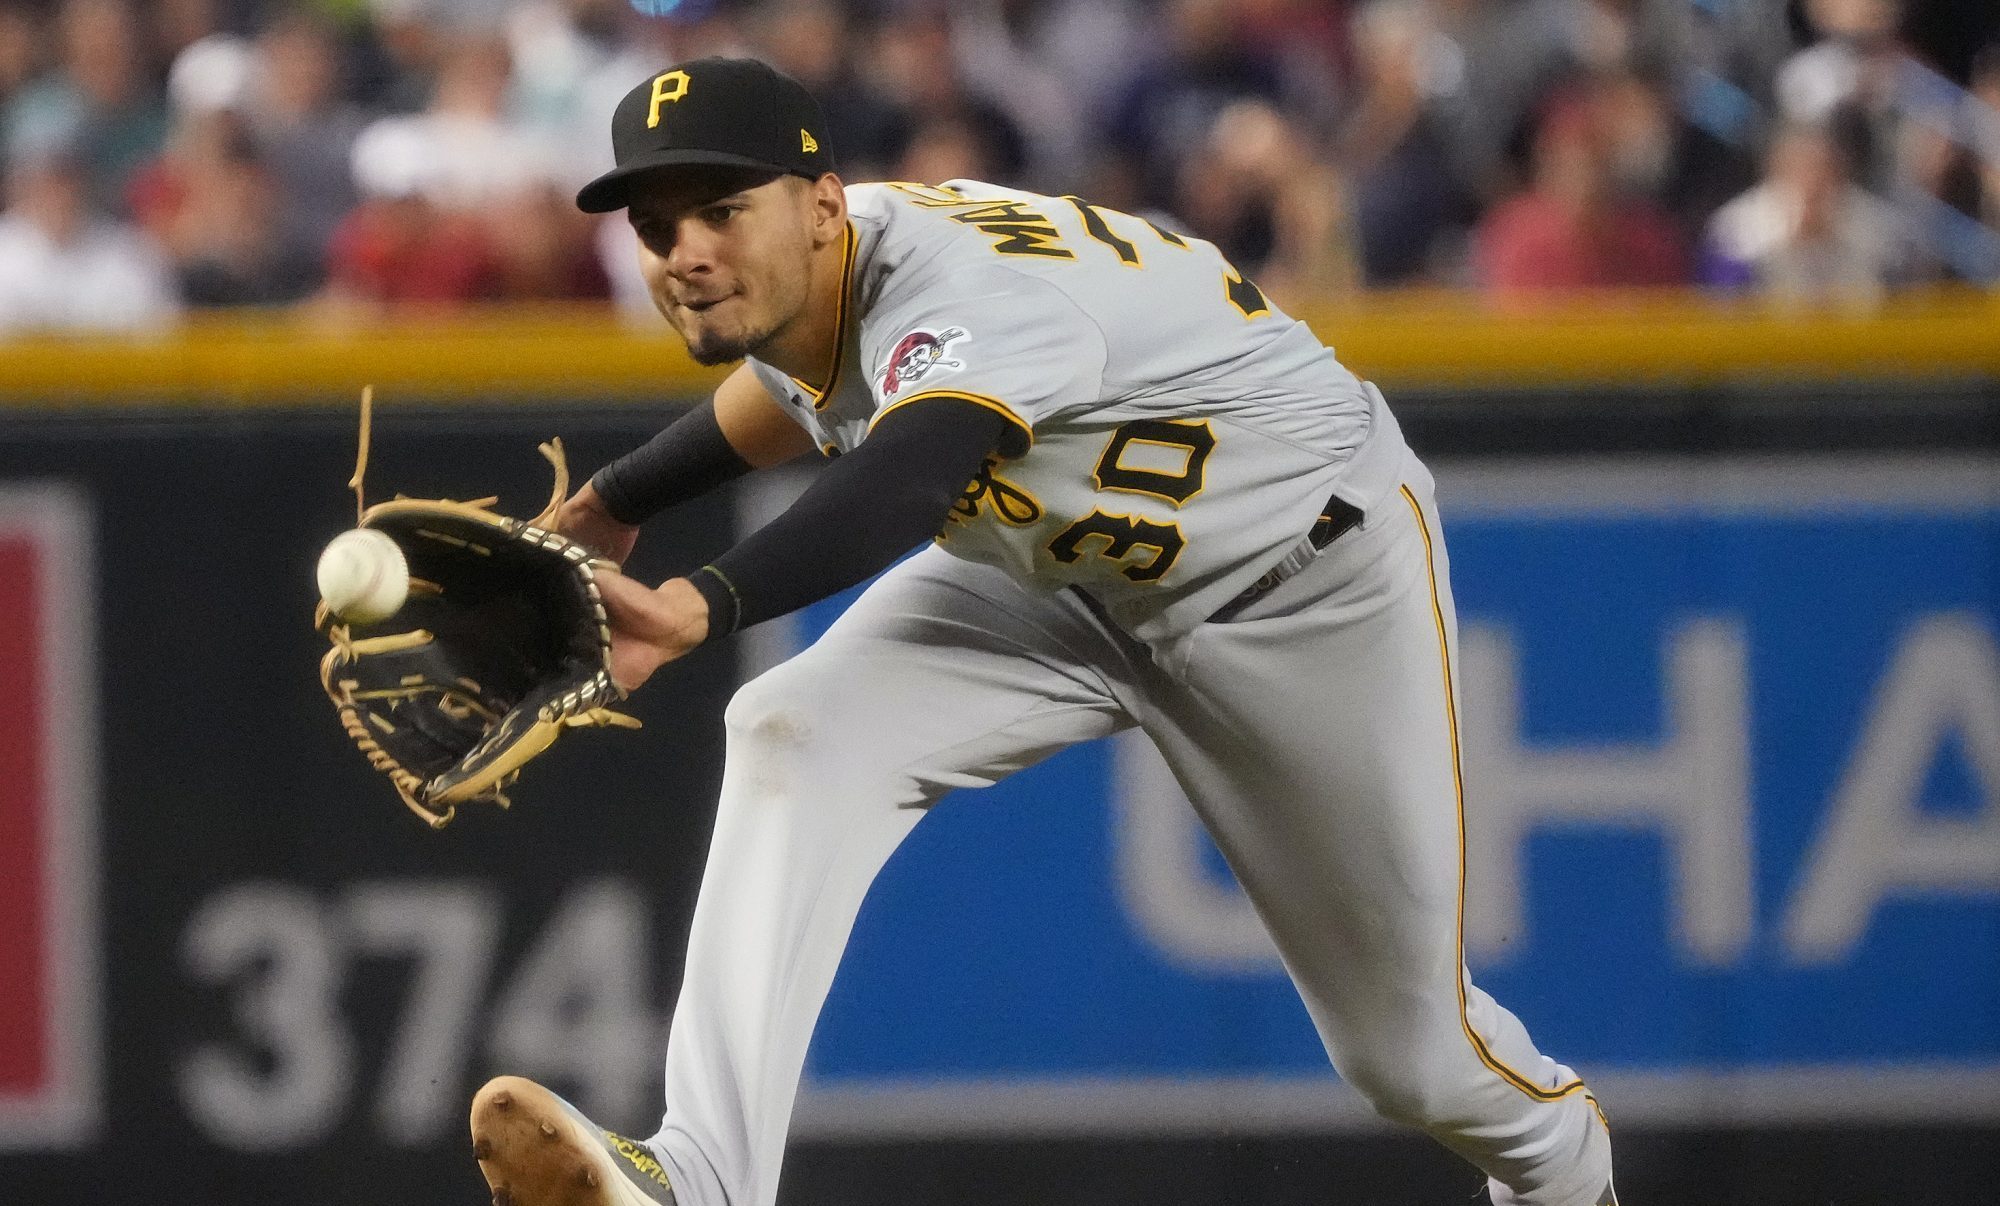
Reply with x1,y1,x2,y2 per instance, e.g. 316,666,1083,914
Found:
645,453,1613,1206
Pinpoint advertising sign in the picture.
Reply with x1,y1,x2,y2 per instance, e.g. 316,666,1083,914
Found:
0,485,99,1151
788,456,2000,1136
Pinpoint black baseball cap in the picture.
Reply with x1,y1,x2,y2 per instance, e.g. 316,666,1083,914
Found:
575,57,836,213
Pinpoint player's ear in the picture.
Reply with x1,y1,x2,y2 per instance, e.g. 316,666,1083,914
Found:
806,172,846,247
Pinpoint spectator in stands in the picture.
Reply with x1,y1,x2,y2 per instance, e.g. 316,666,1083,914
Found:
939,0,1109,191
151,0,223,75
128,101,235,254
249,10,367,277
485,180,611,300
0,5,41,116
147,111,321,306
1776,0,1930,196
1701,121,1918,303
865,3,1028,185
9,0,1991,318
1592,66,1758,245
1684,0,1797,111
1423,0,1694,206
756,0,904,184
894,112,1009,187
1240,0,1349,109
1176,98,1359,303
1974,44,2000,232
946,0,1146,131
1474,82,1688,292
1340,0,1477,285
357,34,563,211
321,118,500,307
1108,0,1287,208
0,144,179,333
505,0,664,194
4,0,169,217
363,0,455,116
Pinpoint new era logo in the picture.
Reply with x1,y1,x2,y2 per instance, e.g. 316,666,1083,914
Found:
801,129,818,154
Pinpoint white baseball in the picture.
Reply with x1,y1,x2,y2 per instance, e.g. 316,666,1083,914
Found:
316,528,409,623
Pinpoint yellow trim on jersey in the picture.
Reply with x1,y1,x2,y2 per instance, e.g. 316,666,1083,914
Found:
793,221,858,409
1402,483,1591,1107
868,389,1036,449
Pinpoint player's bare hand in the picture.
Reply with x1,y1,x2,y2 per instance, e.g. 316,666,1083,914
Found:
555,481,640,566
596,571,708,692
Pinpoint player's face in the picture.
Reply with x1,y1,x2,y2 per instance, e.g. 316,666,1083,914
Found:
627,169,817,366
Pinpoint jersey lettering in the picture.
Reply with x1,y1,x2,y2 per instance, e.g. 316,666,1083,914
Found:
1058,192,1263,319
1048,512,1186,582
887,184,1074,259
1064,197,1140,266
945,201,1073,259
951,459,1043,527
1224,269,1270,319
1146,218,1188,248
1091,419,1214,507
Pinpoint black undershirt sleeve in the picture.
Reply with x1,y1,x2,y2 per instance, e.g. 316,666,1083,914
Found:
686,398,1015,637
589,397,754,525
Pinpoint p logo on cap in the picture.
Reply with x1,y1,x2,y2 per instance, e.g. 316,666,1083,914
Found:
647,70,690,128
577,58,837,213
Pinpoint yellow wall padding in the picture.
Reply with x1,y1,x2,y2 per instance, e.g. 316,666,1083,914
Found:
2,291,1996,408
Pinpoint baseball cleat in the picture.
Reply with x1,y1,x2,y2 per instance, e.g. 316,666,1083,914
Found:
470,1076,676,1206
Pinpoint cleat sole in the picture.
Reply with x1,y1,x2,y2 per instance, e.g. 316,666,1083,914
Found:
468,1076,667,1206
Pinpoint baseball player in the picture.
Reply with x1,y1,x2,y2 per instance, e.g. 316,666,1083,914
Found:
469,58,1618,1206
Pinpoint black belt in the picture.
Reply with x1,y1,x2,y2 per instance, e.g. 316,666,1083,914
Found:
1307,494,1364,550
1209,492,1363,622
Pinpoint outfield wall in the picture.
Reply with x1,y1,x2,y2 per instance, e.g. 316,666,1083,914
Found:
0,298,1995,1205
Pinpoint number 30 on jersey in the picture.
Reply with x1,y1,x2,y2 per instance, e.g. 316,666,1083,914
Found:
1049,419,1214,583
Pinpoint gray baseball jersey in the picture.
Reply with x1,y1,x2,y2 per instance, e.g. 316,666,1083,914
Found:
744,179,1401,640
648,178,1615,1206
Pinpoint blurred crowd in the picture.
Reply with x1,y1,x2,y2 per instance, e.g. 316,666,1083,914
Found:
2,0,1999,334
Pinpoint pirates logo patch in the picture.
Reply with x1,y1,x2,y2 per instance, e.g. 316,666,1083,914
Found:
881,326,969,397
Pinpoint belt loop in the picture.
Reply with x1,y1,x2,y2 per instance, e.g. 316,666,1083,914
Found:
1311,495,1363,549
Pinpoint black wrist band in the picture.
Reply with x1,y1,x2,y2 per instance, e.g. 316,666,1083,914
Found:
687,565,743,638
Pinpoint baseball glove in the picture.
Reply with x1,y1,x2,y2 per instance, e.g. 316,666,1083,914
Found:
318,409,638,828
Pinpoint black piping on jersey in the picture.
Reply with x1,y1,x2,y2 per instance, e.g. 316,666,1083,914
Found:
1403,483,1591,1107
789,220,858,409
870,389,1033,459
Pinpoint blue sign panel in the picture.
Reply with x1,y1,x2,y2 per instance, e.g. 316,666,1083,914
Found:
781,459,2000,1133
